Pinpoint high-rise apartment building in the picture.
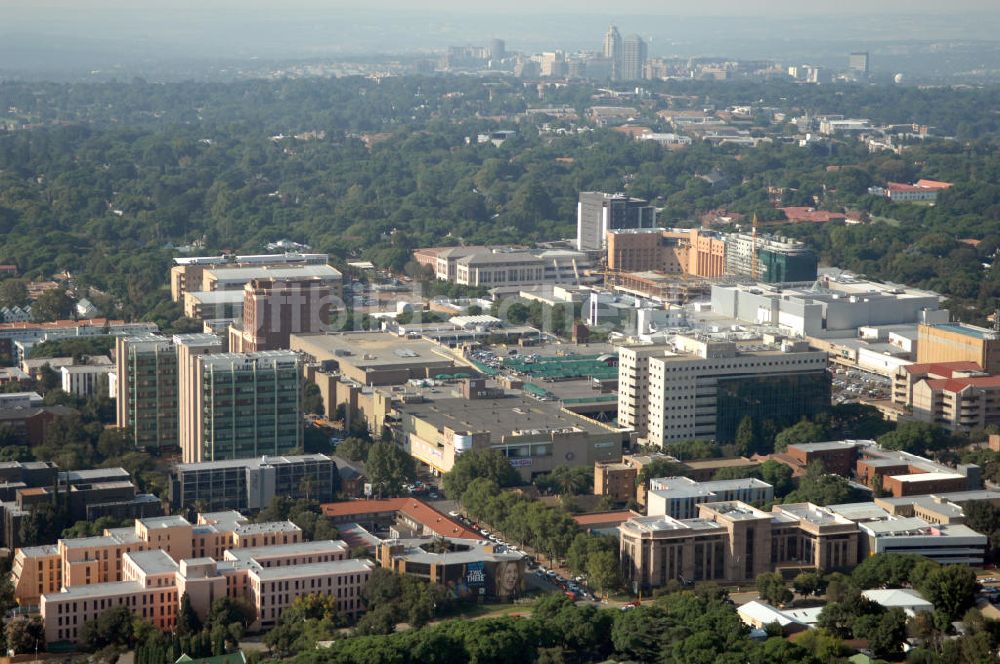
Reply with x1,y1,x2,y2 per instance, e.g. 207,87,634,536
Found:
623,335,829,447
115,335,178,450
175,333,225,463
577,192,656,251
622,34,647,81
603,25,623,80
229,277,336,353
191,351,303,463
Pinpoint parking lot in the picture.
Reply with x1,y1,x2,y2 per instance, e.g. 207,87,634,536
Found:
831,366,892,404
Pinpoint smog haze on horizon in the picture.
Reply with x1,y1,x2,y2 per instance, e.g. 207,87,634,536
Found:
3,0,1000,80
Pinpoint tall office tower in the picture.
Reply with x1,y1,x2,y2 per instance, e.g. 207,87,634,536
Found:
230,277,335,353
639,335,830,447
622,34,648,81
617,341,673,439
115,335,178,450
191,351,302,462
849,51,870,76
723,233,818,283
603,25,623,81
576,192,656,251
175,333,225,463
488,38,505,61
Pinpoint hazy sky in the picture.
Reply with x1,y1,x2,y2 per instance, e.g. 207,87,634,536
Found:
4,0,1000,79
8,0,1000,15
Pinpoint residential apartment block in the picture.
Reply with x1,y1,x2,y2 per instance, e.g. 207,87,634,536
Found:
25,510,373,645
229,277,337,353
893,361,1000,432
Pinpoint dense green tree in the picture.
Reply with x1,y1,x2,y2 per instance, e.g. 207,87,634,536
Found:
792,571,825,597
177,593,203,637
774,418,828,452
755,572,792,606
876,421,950,455
442,448,520,499
365,442,416,497
335,436,371,463
586,550,621,599
5,616,44,655
81,605,135,650
31,288,75,322
919,564,979,621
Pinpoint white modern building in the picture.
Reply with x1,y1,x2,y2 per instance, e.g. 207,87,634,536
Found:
859,517,987,564
711,279,946,338
60,363,114,397
647,476,774,519
643,334,830,446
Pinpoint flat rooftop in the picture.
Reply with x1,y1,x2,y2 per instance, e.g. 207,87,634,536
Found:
139,515,192,529
44,580,143,601
623,515,725,533
126,549,179,575
290,332,457,369
234,521,301,536
826,502,893,522
250,558,372,581
175,454,332,472
931,323,998,340
386,537,521,566
777,503,850,527
204,264,342,282
790,441,866,453
860,517,982,538
223,539,348,564
183,291,246,304
890,472,966,483
396,394,614,437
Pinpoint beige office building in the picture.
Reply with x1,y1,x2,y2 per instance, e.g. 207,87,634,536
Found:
917,323,1000,374
620,501,858,591
394,393,630,481
291,332,459,386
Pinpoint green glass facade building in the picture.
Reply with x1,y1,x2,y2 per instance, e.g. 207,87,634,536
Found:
196,351,303,461
715,371,831,443
115,335,179,450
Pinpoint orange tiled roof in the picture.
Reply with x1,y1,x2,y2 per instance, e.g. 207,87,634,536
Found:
321,498,482,540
